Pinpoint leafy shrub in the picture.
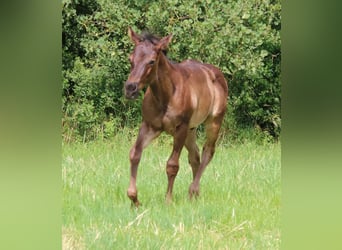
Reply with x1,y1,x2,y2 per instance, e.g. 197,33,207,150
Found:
62,0,281,142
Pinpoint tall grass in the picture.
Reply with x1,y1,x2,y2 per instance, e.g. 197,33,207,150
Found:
63,132,280,249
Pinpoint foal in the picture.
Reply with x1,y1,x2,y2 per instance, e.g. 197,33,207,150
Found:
124,28,228,207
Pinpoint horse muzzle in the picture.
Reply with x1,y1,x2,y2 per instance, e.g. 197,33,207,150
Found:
125,82,139,100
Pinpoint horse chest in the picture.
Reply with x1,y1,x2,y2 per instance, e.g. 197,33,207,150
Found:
161,109,183,135
143,106,179,134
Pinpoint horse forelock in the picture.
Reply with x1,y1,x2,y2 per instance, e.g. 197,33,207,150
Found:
141,31,160,44
139,31,168,55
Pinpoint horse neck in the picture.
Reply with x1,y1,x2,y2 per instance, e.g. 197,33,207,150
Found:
149,53,175,105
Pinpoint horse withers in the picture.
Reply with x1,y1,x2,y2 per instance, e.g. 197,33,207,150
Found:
124,27,228,207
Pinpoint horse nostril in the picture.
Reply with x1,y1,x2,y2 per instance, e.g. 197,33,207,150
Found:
126,82,138,92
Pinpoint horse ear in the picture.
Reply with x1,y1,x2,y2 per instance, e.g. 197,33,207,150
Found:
128,27,141,44
156,34,173,51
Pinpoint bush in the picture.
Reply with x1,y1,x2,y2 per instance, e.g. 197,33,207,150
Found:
62,0,281,142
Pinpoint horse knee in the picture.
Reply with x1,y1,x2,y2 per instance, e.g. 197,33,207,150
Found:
166,160,179,177
187,144,200,165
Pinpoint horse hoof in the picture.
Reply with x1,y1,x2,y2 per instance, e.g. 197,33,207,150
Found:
189,186,200,200
131,200,140,208
127,188,141,207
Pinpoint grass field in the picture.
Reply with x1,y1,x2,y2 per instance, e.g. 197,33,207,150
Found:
62,133,280,249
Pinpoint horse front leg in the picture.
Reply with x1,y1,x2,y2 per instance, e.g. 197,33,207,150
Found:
127,122,160,207
165,124,188,204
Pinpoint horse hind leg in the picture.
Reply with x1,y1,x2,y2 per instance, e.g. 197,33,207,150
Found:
189,116,224,199
185,128,200,180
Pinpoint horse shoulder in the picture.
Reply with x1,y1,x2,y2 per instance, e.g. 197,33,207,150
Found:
141,91,164,130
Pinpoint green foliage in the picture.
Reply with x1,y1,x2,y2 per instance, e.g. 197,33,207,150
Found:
62,0,281,141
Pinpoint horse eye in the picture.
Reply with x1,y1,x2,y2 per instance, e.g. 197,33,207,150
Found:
148,60,155,65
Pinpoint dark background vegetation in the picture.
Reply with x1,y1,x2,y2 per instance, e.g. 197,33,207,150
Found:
62,0,281,142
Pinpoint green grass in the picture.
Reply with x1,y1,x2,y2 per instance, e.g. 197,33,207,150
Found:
62,133,280,249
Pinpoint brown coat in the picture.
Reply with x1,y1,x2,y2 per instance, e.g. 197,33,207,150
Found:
125,28,228,207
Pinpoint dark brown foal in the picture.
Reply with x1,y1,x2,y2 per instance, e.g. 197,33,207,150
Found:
124,28,228,207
